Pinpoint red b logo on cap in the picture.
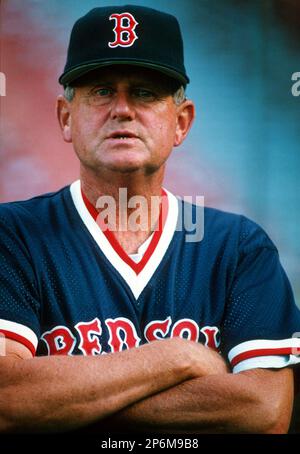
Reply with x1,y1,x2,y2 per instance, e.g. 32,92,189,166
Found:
109,13,139,48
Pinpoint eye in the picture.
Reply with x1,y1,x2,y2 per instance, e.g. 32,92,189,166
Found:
86,87,114,105
92,87,114,97
132,88,156,101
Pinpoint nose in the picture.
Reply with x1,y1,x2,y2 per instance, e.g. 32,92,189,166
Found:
110,90,136,121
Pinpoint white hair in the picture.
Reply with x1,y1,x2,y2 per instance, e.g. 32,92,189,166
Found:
173,86,186,105
64,85,75,102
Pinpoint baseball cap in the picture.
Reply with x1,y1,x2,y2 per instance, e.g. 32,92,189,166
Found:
58,5,189,87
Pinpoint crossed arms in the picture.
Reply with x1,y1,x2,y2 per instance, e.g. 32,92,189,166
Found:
0,336,293,433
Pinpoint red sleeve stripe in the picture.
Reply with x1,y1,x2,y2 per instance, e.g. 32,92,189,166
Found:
230,347,298,367
0,330,36,356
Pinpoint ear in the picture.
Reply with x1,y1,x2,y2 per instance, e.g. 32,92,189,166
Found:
56,95,72,143
174,99,195,147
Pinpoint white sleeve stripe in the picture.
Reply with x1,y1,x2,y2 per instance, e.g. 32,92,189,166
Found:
232,354,300,374
0,319,38,349
228,338,300,363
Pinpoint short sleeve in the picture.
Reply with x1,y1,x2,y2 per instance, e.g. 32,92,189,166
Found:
0,207,41,355
221,217,300,373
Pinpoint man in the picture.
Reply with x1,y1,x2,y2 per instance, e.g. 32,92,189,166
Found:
0,5,299,434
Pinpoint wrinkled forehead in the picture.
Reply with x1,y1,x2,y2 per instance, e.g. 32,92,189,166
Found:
70,64,181,90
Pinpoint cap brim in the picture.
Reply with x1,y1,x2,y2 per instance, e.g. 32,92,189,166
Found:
59,59,189,86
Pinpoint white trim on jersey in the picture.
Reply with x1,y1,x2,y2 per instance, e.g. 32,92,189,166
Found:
0,318,38,356
231,355,300,374
228,338,300,373
70,180,179,299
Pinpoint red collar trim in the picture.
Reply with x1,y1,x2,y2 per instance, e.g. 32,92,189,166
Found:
81,188,169,275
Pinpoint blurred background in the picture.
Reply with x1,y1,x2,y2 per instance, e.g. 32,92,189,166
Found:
0,0,300,432
0,0,299,302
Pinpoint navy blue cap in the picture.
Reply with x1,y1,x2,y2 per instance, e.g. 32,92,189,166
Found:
59,5,189,86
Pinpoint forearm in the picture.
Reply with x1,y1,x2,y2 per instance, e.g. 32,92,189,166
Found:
0,339,197,433
105,369,293,434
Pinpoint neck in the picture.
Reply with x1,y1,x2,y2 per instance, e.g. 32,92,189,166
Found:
80,166,166,254
80,166,165,205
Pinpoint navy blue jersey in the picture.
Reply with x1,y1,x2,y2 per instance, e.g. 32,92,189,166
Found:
0,180,300,373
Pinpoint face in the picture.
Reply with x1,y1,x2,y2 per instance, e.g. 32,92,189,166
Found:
57,65,195,176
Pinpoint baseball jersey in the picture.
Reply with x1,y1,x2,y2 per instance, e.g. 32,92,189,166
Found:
0,180,300,373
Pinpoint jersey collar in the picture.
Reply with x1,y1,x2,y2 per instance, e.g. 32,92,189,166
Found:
70,180,179,299
81,186,168,275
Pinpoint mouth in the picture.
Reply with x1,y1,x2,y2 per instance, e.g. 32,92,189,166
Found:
107,131,139,140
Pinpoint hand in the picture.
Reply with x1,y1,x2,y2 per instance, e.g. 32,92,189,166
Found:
148,337,229,381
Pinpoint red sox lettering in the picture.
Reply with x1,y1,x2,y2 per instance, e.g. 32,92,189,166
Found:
41,317,220,355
